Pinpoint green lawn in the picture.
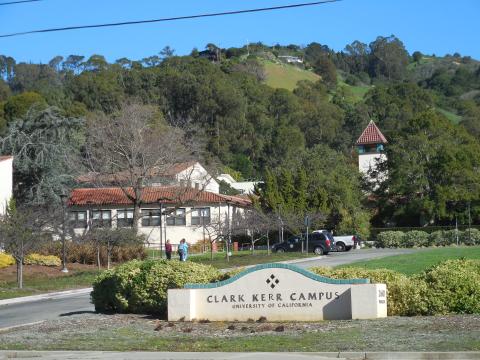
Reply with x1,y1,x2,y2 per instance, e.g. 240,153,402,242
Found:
188,250,316,269
437,108,462,124
0,269,101,300
339,246,480,276
263,61,320,91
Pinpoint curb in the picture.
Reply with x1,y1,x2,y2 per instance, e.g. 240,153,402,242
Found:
0,287,92,307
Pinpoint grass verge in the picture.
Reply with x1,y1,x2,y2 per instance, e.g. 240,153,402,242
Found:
189,250,317,269
0,265,101,300
338,246,480,275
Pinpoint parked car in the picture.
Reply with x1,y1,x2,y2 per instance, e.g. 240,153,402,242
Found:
312,229,360,252
272,232,333,255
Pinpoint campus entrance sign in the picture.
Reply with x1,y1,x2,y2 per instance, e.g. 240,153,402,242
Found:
168,263,387,321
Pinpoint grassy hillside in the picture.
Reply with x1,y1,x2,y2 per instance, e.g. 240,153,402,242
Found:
437,108,462,124
262,60,320,91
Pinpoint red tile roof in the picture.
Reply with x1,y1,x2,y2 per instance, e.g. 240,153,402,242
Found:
68,186,251,207
355,121,388,145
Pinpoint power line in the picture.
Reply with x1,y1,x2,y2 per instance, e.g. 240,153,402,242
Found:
0,0,41,6
0,0,341,38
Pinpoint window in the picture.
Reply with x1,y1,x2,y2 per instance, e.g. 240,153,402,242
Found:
191,207,210,225
117,209,134,228
69,211,87,229
91,210,112,228
141,209,161,227
166,208,186,226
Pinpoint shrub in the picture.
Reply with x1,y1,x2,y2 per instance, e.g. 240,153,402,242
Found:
24,253,61,266
375,231,404,248
91,260,222,316
0,253,15,269
460,229,480,246
310,266,428,316
417,259,480,314
37,242,147,265
402,230,429,247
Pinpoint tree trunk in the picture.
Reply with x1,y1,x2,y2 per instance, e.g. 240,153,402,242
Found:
267,231,270,256
210,238,214,261
251,233,255,255
16,260,23,289
97,245,101,270
107,242,111,270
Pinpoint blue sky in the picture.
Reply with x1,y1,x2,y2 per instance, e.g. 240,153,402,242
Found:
0,0,478,63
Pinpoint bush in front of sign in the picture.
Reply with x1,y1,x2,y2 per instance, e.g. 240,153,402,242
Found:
417,259,480,315
91,259,222,316
310,267,429,316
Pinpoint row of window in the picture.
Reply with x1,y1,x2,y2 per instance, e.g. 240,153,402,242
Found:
68,208,211,229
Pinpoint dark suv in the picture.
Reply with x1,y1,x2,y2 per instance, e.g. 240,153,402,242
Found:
272,232,333,255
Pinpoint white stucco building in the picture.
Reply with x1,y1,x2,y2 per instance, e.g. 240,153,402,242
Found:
356,121,388,184
217,173,261,195
0,156,13,216
67,186,251,249
78,161,220,194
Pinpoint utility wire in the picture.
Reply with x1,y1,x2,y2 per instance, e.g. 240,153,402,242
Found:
0,0,41,6
0,0,340,38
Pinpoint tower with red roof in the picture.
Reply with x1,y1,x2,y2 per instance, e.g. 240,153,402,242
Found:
355,121,388,180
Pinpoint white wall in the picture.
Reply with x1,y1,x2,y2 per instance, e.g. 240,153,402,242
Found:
176,163,219,194
0,157,13,216
71,203,243,249
358,153,387,179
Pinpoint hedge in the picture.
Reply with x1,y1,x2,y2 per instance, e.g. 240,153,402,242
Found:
311,259,480,316
0,253,15,269
24,253,61,266
375,229,479,248
91,260,222,316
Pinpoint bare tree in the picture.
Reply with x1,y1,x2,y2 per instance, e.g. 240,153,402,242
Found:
0,201,53,288
85,103,191,228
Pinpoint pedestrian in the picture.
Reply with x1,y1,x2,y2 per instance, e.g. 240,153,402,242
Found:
178,238,186,261
165,240,172,260
183,240,189,261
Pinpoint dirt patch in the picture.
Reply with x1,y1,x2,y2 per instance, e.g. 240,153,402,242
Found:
0,263,97,283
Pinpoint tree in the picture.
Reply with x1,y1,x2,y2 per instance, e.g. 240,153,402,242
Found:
85,103,190,228
0,200,52,288
1,106,84,205
313,55,337,88
3,91,47,124
371,110,480,226
160,46,175,59
412,51,423,63
368,35,409,80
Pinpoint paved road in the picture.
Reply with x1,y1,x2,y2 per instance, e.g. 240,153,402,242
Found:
0,293,94,329
0,248,421,329
293,247,420,269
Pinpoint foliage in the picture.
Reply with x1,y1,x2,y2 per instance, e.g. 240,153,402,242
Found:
0,252,15,269
0,107,84,205
310,267,428,316
376,229,477,248
417,259,480,314
37,241,147,265
312,259,480,315
24,253,61,266
91,259,222,316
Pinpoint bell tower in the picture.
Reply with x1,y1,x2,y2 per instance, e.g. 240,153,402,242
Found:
356,121,388,181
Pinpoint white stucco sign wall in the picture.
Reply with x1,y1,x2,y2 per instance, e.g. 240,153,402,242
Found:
168,264,387,322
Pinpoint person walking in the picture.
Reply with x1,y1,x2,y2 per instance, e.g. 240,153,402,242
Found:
165,240,172,260
183,240,189,261
178,238,186,261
